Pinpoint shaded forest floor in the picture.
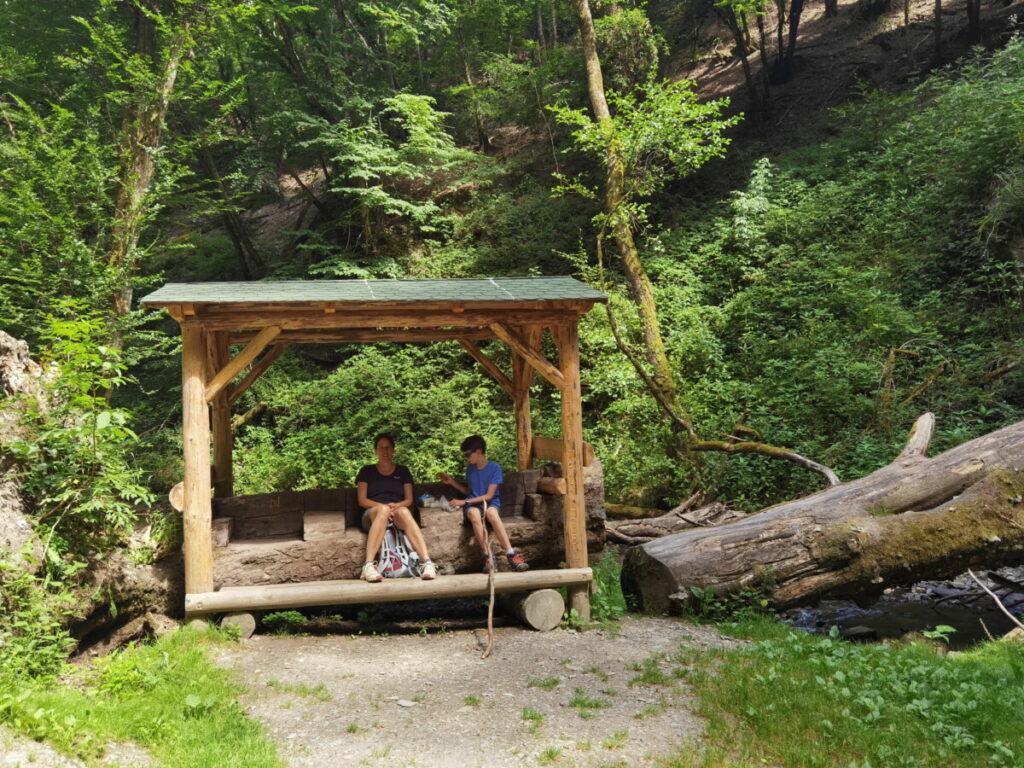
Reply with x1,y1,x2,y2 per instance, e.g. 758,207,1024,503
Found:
675,0,1024,146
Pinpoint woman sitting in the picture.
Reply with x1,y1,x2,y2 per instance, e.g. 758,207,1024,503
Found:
357,433,436,582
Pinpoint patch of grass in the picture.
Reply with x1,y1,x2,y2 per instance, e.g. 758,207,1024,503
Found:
411,692,426,703
0,627,280,767
265,679,331,701
676,615,1024,768
568,687,611,719
600,688,618,697
633,703,663,720
522,707,545,726
345,722,366,734
585,664,609,681
538,746,561,765
463,695,480,707
602,730,628,750
260,610,308,635
628,655,672,687
527,677,560,691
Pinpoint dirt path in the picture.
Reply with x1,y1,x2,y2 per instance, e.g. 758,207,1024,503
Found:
213,617,739,768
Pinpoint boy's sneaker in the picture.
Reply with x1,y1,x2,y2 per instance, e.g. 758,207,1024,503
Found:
421,561,437,580
506,552,529,572
482,555,497,573
361,562,383,583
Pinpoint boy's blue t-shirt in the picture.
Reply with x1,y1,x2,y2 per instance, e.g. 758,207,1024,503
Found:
465,460,503,508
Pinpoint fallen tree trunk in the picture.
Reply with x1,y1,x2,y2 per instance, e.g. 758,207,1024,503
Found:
622,414,1024,612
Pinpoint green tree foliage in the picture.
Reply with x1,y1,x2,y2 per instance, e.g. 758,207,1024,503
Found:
4,307,154,571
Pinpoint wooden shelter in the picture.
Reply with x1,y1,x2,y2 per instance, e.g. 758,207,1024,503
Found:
141,277,607,620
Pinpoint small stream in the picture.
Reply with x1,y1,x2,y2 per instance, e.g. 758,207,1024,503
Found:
780,567,1024,650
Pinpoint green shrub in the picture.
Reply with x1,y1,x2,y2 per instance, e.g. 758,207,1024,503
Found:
679,620,1024,767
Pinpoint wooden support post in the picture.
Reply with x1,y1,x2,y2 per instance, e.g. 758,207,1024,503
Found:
182,324,214,597
553,321,590,621
512,326,542,470
210,331,233,498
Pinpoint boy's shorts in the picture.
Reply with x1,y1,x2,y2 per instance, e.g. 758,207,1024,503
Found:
462,503,500,526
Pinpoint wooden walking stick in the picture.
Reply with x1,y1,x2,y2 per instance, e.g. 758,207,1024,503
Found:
481,514,496,659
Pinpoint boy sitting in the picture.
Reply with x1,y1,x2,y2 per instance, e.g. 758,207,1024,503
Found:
438,435,529,573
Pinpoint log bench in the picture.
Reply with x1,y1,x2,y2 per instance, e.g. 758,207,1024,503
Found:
195,466,606,630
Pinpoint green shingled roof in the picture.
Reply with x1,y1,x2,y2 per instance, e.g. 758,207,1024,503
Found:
140,277,606,306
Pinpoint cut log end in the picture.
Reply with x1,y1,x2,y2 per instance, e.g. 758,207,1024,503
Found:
509,589,565,631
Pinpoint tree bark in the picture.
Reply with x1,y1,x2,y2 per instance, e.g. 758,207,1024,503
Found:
106,5,190,346
569,0,679,412
622,414,1024,612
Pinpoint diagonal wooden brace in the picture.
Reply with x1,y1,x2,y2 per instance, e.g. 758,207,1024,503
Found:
205,325,281,402
459,339,513,395
489,322,565,390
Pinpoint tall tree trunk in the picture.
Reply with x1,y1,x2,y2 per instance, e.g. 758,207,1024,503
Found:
965,0,981,42
197,144,262,279
568,0,678,412
455,27,490,151
786,0,805,67
717,6,766,117
933,0,943,66
106,5,189,348
567,0,836,489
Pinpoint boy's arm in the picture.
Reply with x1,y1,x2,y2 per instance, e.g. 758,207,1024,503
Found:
438,473,469,495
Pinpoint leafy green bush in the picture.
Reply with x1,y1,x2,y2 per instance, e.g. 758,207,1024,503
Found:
678,620,1024,767
0,555,75,682
590,548,628,623
4,306,154,570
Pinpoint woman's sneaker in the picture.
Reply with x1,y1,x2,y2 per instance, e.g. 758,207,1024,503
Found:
482,555,497,573
421,561,437,580
361,562,383,582
506,552,529,572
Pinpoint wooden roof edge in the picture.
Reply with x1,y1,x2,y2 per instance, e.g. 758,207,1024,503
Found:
141,296,607,310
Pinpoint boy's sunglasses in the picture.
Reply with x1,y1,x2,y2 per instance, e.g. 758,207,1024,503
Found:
463,450,476,459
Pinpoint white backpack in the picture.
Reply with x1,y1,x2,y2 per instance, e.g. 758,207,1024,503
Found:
377,522,421,578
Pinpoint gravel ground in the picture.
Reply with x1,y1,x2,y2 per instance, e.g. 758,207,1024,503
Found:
213,616,741,768
0,616,740,768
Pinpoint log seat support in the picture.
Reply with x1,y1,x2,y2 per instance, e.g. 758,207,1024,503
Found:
186,567,592,616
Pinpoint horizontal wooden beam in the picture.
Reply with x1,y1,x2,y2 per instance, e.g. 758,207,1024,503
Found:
185,568,592,614
205,326,281,402
459,340,513,396
227,328,498,345
490,323,565,390
183,310,576,332
532,435,595,467
538,476,567,495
